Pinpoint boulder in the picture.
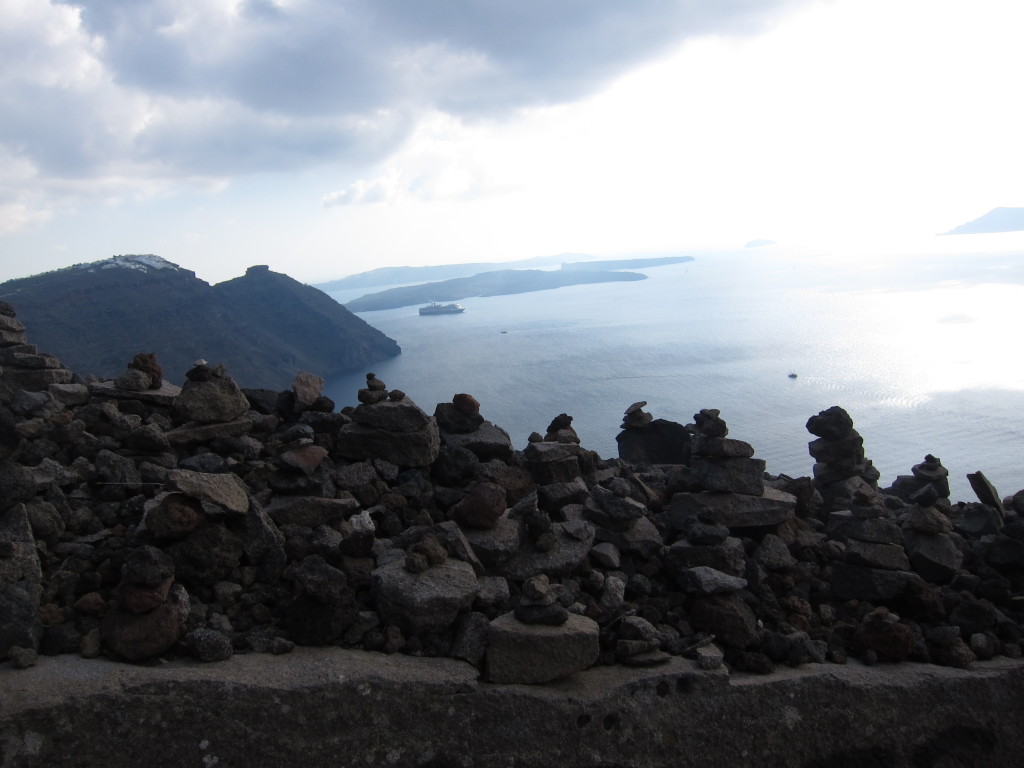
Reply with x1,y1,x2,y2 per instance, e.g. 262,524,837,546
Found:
486,612,600,684
667,488,796,531
168,469,250,514
372,559,479,634
174,371,250,424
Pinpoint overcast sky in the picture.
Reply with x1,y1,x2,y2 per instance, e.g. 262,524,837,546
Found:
1,0,1022,285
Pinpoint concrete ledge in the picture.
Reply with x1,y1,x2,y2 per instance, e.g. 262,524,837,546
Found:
4,652,1024,767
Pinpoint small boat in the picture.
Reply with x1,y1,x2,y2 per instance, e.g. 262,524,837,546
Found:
419,302,465,316
788,372,798,379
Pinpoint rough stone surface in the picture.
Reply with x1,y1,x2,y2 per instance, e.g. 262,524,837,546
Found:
486,612,600,684
372,559,479,634
4,653,1024,767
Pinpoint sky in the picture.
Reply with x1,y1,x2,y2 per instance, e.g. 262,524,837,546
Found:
1,0,1023,286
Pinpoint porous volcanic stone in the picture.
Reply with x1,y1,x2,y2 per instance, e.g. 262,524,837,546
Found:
486,612,600,684
372,559,479,634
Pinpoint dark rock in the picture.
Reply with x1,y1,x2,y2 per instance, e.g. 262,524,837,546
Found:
372,559,479,634
186,628,234,662
689,456,766,495
174,371,250,424
968,471,1005,519
693,409,728,437
690,592,758,648
616,418,692,465
486,612,599,684
514,602,570,625
450,481,507,530
100,583,189,661
806,406,855,440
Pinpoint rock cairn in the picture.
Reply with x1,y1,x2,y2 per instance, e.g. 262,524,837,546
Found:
807,405,881,514
615,401,692,465
3,303,1024,685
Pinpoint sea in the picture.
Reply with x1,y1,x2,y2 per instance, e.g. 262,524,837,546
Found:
324,245,1024,504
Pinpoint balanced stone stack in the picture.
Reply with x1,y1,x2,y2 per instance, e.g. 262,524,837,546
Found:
666,409,796,535
887,454,951,505
99,545,190,661
434,393,514,462
689,409,765,495
615,401,693,465
337,374,440,467
662,410,797,658
487,574,599,683
901,494,964,584
828,508,915,602
0,303,73,395
806,405,882,515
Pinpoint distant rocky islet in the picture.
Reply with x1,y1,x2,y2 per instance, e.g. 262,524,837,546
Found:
3,300,1024,686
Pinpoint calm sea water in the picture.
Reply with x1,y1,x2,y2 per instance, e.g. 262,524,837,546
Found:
325,248,1024,503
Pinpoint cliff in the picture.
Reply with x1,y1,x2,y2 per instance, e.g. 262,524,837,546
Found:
0,257,400,389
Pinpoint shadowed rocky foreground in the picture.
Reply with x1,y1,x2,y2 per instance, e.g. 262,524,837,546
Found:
3,300,1024,766
5,650,1024,768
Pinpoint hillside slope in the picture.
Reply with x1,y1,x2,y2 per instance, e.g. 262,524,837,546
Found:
0,256,400,388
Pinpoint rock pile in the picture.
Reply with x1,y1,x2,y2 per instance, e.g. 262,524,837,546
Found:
3,303,1024,685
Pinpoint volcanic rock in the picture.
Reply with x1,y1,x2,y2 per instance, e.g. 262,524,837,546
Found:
486,612,600,684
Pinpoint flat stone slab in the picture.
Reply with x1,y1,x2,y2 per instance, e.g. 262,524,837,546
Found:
486,612,600,684
372,559,479,633
667,488,796,531
88,379,182,406
4,651,1024,768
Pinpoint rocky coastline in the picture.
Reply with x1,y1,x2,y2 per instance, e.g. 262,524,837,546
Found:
3,298,1024,686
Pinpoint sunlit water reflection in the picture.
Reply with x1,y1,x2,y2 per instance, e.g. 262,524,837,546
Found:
326,248,1024,503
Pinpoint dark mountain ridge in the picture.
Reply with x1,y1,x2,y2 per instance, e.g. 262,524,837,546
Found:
0,256,400,388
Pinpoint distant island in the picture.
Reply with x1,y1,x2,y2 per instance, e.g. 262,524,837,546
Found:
344,269,644,312
316,254,693,292
336,256,695,312
942,207,1024,235
315,253,587,291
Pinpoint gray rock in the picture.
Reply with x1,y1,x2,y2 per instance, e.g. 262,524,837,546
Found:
592,516,663,559
665,537,747,582
292,371,325,409
827,511,903,545
452,611,491,667
690,592,759,648
590,542,621,569
174,374,250,424
830,562,919,601
667,488,796,532
168,469,249,514
753,534,797,571
501,520,595,580
950,503,1004,537
351,398,432,432
904,531,963,583
844,539,911,571
100,583,190,661
463,511,523,571
336,419,441,467
266,495,360,528
584,485,647,532
486,612,600,684
968,471,1005,519
187,628,234,662
372,559,479,634
685,566,748,595
440,421,515,462
689,456,766,495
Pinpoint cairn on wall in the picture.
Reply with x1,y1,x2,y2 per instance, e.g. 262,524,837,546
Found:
4,302,1024,684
